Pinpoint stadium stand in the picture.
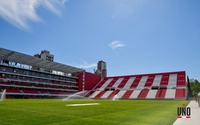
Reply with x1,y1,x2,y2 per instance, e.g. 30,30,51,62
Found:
0,48,187,100
89,71,186,100
0,48,83,98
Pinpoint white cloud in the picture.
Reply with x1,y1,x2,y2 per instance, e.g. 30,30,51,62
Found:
109,40,125,49
0,0,67,29
76,59,96,69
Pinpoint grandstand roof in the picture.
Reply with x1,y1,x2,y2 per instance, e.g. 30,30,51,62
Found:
0,48,84,73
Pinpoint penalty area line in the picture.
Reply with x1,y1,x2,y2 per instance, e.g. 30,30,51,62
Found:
66,103,100,106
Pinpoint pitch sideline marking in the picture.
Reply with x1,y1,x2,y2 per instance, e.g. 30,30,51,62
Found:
66,103,100,106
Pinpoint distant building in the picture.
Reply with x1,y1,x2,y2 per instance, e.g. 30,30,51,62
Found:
40,50,54,62
32,50,54,72
95,60,107,78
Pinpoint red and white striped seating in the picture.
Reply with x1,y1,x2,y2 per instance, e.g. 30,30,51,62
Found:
89,71,186,100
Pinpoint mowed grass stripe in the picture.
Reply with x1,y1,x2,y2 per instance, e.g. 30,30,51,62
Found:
0,99,189,125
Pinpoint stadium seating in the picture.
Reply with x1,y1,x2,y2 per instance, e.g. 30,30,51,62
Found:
89,71,186,100
22,89,39,94
49,91,66,95
0,64,79,98
6,88,21,93
0,60,186,100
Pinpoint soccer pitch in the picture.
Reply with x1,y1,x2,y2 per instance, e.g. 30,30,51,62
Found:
0,99,189,125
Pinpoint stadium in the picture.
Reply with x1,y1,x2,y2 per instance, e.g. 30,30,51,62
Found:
0,47,197,125
0,47,186,100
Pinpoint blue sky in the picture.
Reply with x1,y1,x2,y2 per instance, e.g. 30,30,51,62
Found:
0,0,200,80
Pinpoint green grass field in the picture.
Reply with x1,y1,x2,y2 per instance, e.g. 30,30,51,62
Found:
0,99,189,125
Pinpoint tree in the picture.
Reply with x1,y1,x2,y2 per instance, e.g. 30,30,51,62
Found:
190,79,200,97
